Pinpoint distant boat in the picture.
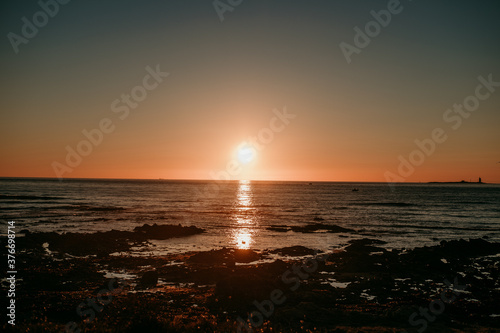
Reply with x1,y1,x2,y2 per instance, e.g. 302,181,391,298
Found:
352,188,359,192
309,182,313,185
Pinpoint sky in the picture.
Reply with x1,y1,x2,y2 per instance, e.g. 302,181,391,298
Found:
1,0,499,182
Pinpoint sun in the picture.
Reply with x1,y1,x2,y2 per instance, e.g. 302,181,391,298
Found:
237,143,256,165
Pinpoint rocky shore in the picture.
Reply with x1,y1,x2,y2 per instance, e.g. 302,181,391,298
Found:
1,224,500,332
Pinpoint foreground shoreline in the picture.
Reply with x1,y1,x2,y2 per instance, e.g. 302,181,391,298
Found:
2,228,500,332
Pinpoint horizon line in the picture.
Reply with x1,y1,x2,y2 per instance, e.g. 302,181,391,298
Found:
0,176,498,184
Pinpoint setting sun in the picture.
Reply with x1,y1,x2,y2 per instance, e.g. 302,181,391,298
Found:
236,143,256,165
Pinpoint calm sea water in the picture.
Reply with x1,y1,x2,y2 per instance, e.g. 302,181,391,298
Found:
1,178,499,254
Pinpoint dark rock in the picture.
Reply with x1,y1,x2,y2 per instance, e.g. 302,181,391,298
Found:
267,223,354,234
439,238,500,257
274,306,306,324
133,223,204,240
20,229,31,235
16,223,205,256
270,246,319,256
266,225,291,232
216,273,274,302
266,259,289,274
188,248,260,265
291,223,354,233
348,238,387,246
138,270,158,289
342,239,388,258
232,249,261,263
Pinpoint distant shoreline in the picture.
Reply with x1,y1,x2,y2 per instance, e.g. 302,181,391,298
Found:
427,181,487,184
1,177,499,185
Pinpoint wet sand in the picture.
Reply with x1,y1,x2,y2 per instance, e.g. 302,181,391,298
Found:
2,224,500,332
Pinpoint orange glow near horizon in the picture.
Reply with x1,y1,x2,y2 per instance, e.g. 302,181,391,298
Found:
1,2,499,184
1,101,498,183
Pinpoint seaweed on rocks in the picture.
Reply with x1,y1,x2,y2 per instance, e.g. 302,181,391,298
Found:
4,237,500,332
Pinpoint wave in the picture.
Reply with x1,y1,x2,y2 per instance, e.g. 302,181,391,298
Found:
358,224,498,232
0,194,64,200
331,206,349,210
350,202,415,207
454,201,493,205
71,205,126,212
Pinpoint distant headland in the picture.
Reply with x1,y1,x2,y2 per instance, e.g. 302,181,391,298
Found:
428,177,486,184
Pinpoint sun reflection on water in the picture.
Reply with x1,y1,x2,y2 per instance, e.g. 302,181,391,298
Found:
232,180,257,249
233,228,253,249
237,180,252,211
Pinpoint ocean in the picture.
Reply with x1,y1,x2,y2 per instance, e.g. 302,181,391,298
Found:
1,178,499,255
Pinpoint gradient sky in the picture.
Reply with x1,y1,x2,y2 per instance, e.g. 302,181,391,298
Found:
1,0,499,182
